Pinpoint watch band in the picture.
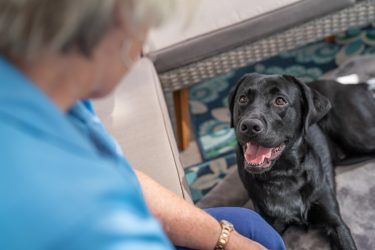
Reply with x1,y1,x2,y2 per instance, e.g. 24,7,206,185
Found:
214,220,234,250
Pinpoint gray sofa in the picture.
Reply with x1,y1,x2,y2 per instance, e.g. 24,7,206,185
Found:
146,0,374,91
94,58,191,201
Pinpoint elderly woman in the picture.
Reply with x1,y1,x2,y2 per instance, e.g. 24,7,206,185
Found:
0,0,286,249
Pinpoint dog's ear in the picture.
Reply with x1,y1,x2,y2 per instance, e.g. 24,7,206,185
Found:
283,75,331,132
228,73,258,127
228,82,240,128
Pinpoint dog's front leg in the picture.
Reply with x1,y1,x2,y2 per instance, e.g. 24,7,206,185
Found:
328,225,357,250
309,191,357,250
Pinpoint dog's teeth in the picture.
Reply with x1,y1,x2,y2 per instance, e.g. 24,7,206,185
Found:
273,145,282,153
250,162,263,166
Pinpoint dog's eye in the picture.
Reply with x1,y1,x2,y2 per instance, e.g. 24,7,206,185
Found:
239,95,248,104
274,97,287,106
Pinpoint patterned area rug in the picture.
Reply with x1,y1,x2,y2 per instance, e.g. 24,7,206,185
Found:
185,24,375,203
185,153,236,203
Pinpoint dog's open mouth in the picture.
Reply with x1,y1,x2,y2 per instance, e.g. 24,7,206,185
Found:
243,142,285,172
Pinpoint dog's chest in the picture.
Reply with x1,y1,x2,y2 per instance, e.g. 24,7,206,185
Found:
252,175,315,223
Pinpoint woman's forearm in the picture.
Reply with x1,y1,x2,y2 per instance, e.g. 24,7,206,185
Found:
135,170,221,249
135,170,266,250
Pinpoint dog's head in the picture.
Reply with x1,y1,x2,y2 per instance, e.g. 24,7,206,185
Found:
228,73,331,174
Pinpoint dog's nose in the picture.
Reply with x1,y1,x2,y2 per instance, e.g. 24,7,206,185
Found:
239,119,264,135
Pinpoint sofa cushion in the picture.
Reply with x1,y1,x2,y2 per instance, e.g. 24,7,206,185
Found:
94,58,191,201
145,0,355,73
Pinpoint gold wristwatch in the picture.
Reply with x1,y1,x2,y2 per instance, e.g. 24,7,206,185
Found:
214,220,234,250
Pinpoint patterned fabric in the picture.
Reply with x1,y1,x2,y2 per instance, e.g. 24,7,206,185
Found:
185,153,236,203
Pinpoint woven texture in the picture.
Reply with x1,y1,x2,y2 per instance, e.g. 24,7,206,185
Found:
159,0,375,93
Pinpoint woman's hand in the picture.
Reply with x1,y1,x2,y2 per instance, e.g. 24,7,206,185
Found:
135,170,267,250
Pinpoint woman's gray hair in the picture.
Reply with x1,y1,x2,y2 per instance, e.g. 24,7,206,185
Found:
0,0,175,60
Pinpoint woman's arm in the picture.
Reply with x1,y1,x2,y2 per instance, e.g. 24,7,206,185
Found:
135,170,266,250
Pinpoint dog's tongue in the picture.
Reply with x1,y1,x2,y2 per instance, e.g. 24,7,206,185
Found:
244,142,273,165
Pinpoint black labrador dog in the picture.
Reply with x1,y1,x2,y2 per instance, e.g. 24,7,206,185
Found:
228,73,375,250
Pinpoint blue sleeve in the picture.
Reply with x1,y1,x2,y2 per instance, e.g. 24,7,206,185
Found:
0,121,174,250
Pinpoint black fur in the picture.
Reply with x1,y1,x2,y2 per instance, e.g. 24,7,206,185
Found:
228,73,375,250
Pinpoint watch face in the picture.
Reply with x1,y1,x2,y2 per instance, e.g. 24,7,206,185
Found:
221,220,234,230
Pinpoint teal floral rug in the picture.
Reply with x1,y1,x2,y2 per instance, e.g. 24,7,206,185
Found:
185,24,375,203
185,153,236,203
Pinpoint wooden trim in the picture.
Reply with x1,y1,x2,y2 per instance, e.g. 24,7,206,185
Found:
325,35,336,44
174,89,190,151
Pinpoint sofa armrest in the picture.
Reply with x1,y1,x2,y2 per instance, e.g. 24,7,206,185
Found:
94,58,191,202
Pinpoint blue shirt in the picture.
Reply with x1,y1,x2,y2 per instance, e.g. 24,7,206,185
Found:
0,57,174,250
